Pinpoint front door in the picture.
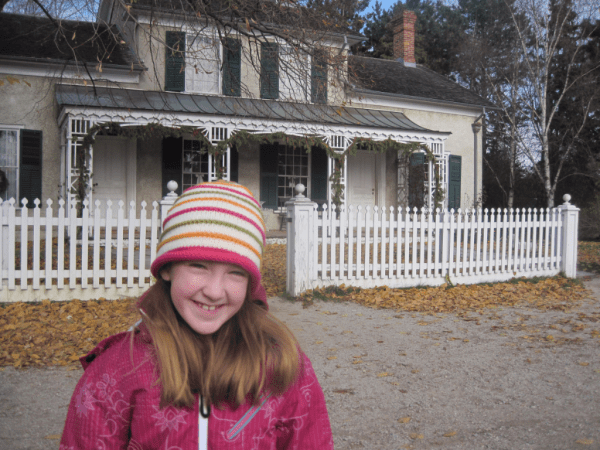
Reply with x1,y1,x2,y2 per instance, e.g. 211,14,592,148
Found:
348,151,376,207
93,137,132,211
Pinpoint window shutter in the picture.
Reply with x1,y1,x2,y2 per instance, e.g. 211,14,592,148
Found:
311,145,328,207
222,38,241,97
162,137,183,197
260,144,279,209
19,129,42,207
311,53,327,104
448,155,461,210
229,146,239,182
260,42,279,99
165,31,185,92
408,152,425,209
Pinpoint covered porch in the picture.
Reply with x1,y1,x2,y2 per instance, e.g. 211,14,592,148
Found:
56,84,449,229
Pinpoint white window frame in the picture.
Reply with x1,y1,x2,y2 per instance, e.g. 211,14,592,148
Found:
185,31,221,95
279,44,309,102
182,138,210,190
272,144,308,208
0,124,24,202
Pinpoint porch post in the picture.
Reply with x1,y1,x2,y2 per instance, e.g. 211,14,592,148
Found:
558,194,579,278
160,181,179,232
286,184,317,296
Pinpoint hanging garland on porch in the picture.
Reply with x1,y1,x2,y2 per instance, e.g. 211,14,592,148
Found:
77,122,445,210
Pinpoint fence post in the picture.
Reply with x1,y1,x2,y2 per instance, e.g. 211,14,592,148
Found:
1,201,7,275
286,184,317,296
160,181,179,232
558,194,579,278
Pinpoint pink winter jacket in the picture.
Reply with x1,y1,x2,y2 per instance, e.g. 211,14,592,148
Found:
60,325,333,449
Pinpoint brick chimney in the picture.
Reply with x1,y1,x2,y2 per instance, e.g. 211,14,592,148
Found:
392,10,417,67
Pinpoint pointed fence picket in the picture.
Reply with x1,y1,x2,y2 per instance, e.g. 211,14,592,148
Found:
286,190,580,296
0,197,162,302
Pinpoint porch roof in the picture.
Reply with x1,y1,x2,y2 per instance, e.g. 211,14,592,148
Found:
56,84,445,134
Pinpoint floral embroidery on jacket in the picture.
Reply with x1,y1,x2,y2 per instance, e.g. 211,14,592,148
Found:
74,382,96,417
152,405,188,432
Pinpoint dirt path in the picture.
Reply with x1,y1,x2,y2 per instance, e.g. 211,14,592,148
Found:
1,276,599,450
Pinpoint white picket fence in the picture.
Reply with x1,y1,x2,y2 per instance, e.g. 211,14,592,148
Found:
0,196,175,302
285,190,580,295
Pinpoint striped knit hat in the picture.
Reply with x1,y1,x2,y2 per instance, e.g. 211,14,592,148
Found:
151,180,267,306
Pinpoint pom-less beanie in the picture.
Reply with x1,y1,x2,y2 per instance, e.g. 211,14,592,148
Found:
150,180,267,306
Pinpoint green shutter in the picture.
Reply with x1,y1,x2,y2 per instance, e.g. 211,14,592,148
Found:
165,31,185,92
222,38,241,97
409,152,425,209
162,137,183,197
19,129,42,207
260,144,279,209
448,155,461,210
229,146,239,182
311,53,327,104
311,145,328,207
260,42,279,100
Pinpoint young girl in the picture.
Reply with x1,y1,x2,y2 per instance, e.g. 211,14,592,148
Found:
60,180,333,449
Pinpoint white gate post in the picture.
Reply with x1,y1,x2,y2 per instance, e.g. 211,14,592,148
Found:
1,201,7,274
558,194,579,278
286,184,317,296
160,181,179,232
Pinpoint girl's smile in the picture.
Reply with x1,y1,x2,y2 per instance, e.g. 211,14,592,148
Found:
160,260,249,335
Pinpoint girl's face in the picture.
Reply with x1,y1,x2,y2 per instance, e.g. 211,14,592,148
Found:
160,260,249,335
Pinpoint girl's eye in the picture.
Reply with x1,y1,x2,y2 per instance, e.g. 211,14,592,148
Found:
230,270,247,277
190,263,207,269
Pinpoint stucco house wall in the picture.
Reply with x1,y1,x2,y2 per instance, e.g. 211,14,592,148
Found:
0,75,61,205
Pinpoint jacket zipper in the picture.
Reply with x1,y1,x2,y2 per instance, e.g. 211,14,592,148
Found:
226,394,271,440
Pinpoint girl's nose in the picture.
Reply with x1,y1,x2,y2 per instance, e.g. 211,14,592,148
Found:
200,272,226,301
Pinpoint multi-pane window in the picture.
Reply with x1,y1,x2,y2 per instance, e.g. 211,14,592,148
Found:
186,35,220,94
182,139,209,191
279,45,309,102
277,146,308,202
0,129,18,201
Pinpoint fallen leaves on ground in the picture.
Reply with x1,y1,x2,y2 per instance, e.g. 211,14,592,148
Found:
299,276,589,313
261,244,286,297
0,297,138,368
578,242,600,274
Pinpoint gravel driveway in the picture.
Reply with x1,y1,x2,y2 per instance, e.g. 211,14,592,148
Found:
1,275,599,450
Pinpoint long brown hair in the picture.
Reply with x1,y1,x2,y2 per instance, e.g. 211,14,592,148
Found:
138,278,300,408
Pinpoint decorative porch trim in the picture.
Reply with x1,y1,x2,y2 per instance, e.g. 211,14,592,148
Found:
59,106,449,212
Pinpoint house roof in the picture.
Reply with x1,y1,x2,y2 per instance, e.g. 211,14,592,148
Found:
348,55,496,109
109,0,363,44
0,13,143,70
56,84,444,133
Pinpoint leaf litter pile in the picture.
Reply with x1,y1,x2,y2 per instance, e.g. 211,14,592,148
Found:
0,243,597,369
299,277,588,313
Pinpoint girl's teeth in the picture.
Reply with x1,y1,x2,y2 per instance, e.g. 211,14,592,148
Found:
201,304,217,311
